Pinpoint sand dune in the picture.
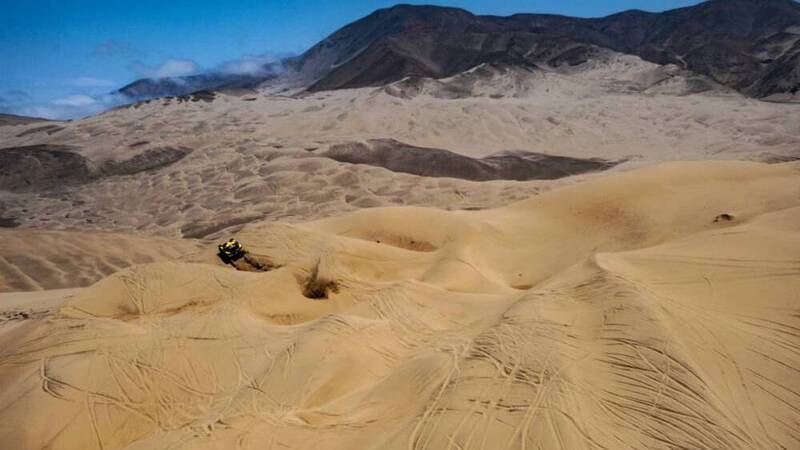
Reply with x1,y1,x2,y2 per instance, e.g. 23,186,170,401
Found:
0,229,204,292
1,161,798,449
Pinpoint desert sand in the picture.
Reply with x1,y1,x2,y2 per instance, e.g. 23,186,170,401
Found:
1,55,799,240
0,229,205,292
1,50,800,449
1,159,799,449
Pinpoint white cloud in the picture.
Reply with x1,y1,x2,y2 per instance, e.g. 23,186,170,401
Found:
71,77,115,87
154,59,198,78
131,58,200,79
14,105,62,120
1,91,128,120
98,92,129,106
53,94,98,107
217,54,279,76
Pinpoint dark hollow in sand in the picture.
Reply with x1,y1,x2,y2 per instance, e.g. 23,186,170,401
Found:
0,145,93,192
0,217,20,228
324,139,621,181
0,145,193,193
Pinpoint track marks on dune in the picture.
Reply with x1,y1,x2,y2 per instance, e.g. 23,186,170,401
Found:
3,199,800,449
591,230,800,449
2,251,797,449
404,218,800,450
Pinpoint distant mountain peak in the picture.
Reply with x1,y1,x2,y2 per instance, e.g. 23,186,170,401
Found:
116,0,800,102
377,3,473,14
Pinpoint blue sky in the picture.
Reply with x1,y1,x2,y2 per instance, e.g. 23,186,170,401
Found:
0,0,703,119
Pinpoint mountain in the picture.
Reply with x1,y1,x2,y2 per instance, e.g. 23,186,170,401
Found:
117,65,283,100
295,0,800,98
116,0,800,101
588,0,800,98
0,113,53,127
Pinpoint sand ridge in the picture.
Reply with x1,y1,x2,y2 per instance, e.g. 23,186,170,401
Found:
1,161,798,449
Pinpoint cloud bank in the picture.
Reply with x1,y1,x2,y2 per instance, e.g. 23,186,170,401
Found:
0,88,129,121
3,50,293,120
71,77,115,88
53,94,98,107
216,53,283,76
130,58,200,79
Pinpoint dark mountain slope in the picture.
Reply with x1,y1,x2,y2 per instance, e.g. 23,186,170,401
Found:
584,0,800,96
0,113,52,127
116,0,800,100
299,0,800,98
117,68,281,100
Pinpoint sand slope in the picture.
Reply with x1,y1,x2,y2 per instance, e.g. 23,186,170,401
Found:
1,161,798,449
0,229,205,292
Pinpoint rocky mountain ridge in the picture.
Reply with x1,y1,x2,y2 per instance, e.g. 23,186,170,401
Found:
118,0,800,101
